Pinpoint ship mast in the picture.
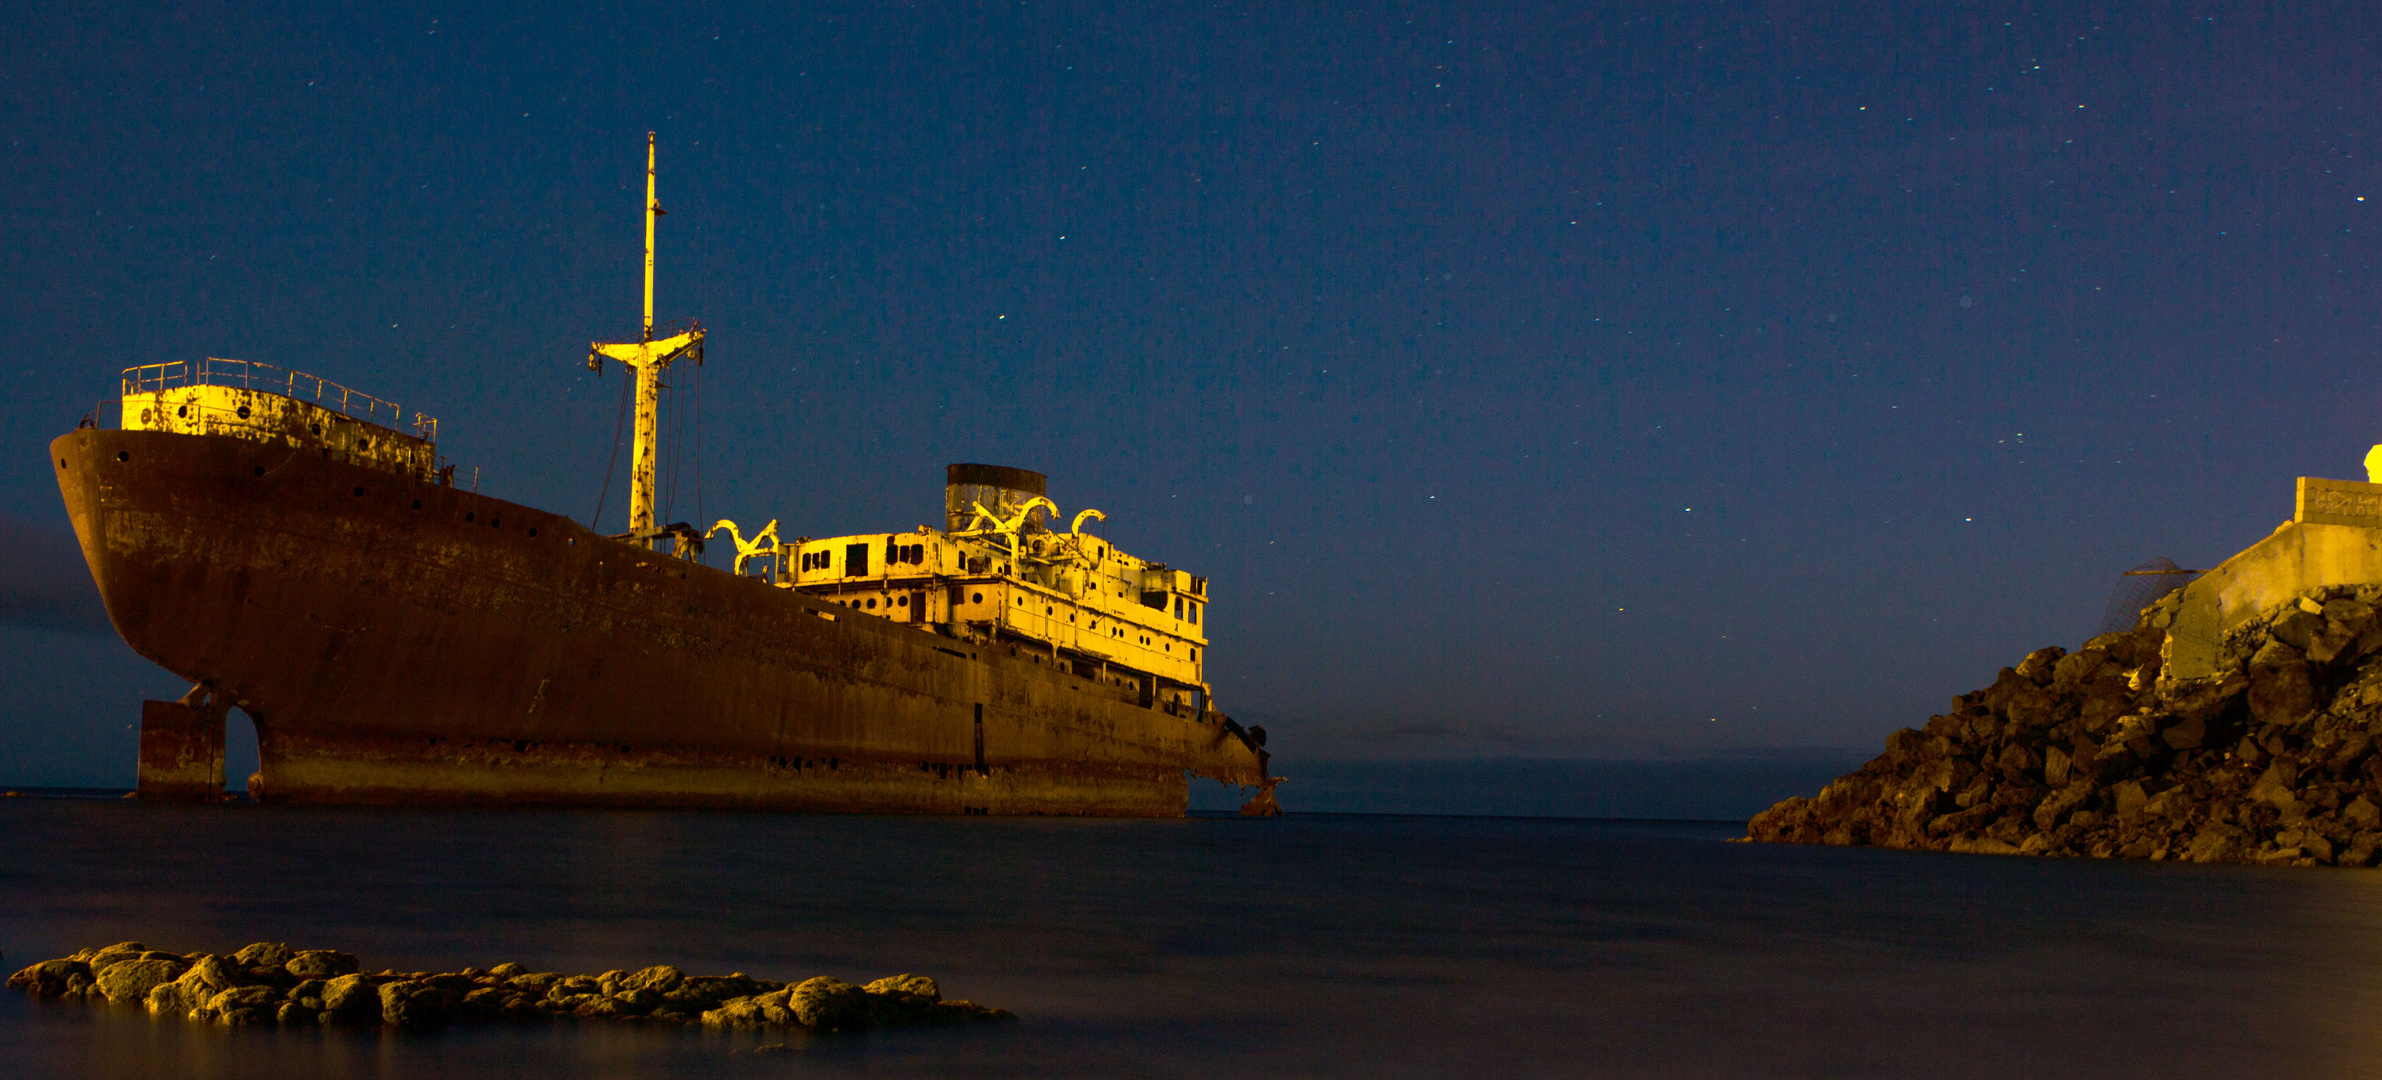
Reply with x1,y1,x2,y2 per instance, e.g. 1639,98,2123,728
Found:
590,131,703,545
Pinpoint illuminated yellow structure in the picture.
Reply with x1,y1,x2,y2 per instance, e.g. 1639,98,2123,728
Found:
786,464,1216,713
117,357,442,480
588,131,703,544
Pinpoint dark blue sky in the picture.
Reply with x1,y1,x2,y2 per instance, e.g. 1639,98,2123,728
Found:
5,1,2378,783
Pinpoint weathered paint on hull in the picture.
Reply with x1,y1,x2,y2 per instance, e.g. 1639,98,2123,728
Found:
52,428,1266,815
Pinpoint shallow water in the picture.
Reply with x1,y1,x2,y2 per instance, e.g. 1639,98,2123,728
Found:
4,799,2380,1079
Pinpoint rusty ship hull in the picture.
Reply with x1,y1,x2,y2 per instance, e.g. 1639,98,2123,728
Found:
53,425,1269,814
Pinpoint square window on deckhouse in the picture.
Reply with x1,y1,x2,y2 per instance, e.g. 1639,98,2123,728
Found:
846,543,870,577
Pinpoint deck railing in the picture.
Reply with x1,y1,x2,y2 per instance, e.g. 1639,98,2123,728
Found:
120,357,439,442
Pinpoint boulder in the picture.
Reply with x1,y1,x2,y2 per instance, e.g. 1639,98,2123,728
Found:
96,958,187,1004
2033,782,2095,831
7,959,93,998
2014,646,2066,686
234,942,297,969
177,955,248,996
2184,823,2247,864
379,980,457,1028
285,950,359,980
86,944,149,973
620,964,685,995
198,985,283,1024
319,973,381,1020
700,995,769,1027
147,979,205,1017
789,976,872,1030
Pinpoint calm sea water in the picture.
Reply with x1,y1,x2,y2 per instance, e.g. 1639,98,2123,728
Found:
4,798,2379,1079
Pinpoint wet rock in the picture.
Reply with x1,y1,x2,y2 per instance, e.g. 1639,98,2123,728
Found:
234,942,297,969
95,958,186,1004
789,977,872,1030
319,973,381,1020
866,974,939,1001
7,959,93,998
198,985,283,1024
286,950,359,980
621,964,684,994
147,980,204,1017
460,987,508,1018
12,943,1013,1036
379,980,457,1028
86,944,149,974
178,955,249,996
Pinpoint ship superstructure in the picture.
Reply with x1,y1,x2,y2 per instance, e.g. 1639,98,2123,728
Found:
780,464,1213,716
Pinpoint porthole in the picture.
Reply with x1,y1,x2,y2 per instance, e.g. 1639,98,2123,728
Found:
411,499,422,510
566,537,575,547
972,592,983,604
866,598,877,609
466,512,476,522
353,486,365,497
898,594,909,607
253,466,265,477
177,405,188,418
236,405,251,419
311,424,322,436
491,518,501,528
528,527,538,537
58,459,67,469
360,438,372,451
117,451,129,462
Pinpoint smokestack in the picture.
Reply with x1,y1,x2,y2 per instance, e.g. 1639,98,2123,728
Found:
945,463,1049,533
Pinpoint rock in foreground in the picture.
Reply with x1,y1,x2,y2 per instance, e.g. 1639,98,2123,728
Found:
7,941,1013,1031
1750,586,2382,867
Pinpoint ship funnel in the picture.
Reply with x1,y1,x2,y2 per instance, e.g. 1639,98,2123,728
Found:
946,463,1049,533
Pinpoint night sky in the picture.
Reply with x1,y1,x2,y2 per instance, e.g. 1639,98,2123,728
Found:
5,2,2378,786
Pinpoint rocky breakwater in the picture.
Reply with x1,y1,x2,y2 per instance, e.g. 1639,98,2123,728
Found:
8,940,1013,1031
1749,585,2382,866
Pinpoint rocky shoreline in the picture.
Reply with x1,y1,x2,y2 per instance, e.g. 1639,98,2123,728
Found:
7,941,1013,1031
1750,585,2382,866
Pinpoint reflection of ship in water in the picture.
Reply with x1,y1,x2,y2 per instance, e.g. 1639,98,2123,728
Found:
51,134,1277,816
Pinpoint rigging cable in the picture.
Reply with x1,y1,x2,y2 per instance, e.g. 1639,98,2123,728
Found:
590,364,632,529
662,369,679,524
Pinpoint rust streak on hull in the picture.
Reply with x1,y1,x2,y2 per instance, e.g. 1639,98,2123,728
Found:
56,428,1266,815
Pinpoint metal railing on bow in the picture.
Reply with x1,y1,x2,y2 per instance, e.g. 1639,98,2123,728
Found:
119,357,438,442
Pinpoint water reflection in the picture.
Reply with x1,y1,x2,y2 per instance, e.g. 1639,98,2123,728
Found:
6,802,2382,1079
